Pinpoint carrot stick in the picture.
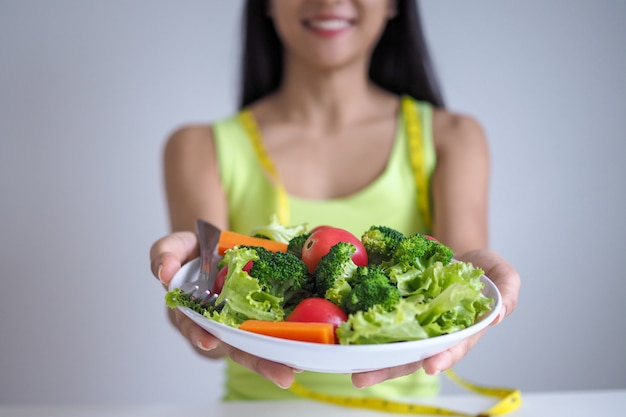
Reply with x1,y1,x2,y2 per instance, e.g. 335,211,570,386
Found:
239,320,336,344
218,231,288,255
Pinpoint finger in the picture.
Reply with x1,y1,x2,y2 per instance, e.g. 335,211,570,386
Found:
171,309,220,352
149,231,199,285
171,308,295,388
422,329,485,375
487,261,520,325
352,361,423,388
458,249,521,325
222,344,296,389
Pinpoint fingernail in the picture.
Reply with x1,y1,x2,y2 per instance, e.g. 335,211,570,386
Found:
196,339,212,351
293,368,304,373
274,380,290,389
495,306,507,325
157,264,165,284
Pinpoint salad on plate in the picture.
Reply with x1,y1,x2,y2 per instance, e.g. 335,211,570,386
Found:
165,216,494,346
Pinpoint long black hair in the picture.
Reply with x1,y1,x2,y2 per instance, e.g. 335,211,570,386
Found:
239,0,445,109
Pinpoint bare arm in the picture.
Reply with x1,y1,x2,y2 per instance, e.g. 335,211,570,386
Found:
430,110,490,254
163,125,229,232
154,126,301,385
351,110,520,387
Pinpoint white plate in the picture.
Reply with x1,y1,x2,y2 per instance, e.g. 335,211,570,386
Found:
169,257,502,373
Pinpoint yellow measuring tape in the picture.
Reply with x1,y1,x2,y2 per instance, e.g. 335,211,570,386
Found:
289,370,521,416
403,96,432,232
239,96,431,230
238,110,290,226
238,98,522,415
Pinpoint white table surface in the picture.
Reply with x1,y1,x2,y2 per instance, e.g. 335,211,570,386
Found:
1,390,625,417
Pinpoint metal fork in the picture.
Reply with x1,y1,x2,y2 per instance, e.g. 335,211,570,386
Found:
179,219,227,309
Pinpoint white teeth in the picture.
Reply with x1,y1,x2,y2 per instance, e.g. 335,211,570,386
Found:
308,19,350,30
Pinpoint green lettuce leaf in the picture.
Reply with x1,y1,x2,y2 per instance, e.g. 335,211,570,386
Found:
336,261,493,344
165,246,285,328
336,300,429,344
249,214,309,243
209,247,284,326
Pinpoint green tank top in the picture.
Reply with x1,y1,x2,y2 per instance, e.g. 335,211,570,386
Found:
213,96,439,401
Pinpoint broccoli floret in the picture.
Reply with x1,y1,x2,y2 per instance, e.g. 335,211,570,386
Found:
243,246,313,310
344,266,401,314
383,234,454,280
361,225,405,265
314,241,359,306
286,231,313,259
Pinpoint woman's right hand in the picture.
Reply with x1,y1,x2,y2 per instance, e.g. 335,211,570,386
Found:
149,232,298,388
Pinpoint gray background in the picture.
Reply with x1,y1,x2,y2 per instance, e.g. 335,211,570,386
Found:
1,0,625,405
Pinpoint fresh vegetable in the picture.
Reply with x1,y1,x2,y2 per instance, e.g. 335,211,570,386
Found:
165,219,493,346
285,225,333,260
250,213,309,243
243,246,314,311
336,300,430,344
166,245,312,327
313,241,359,306
301,226,368,274
209,246,285,327
343,266,401,315
217,230,288,255
286,297,348,328
310,225,332,233
360,225,405,265
381,233,454,291
408,261,490,332
165,251,271,327
337,261,492,344
165,288,209,315
212,261,253,294
239,320,336,344
286,231,313,259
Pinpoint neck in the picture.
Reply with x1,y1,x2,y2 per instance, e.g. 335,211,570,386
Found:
271,57,387,129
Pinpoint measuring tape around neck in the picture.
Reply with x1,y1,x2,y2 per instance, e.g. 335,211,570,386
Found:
238,96,433,231
402,95,432,231
289,370,522,416
238,110,290,226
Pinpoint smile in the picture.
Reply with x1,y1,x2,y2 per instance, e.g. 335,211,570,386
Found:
305,19,352,31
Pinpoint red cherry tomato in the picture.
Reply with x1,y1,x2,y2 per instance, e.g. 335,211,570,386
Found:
286,297,348,329
212,260,253,294
301,226,368,274
310,225,331,233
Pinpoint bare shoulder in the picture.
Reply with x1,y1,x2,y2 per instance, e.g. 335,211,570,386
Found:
432,109,489,157
162,123,220,201
430,110,490,251
164,124,215,160
162,123,228,231
162,123,220,177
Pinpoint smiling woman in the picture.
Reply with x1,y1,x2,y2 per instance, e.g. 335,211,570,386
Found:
267,0,396,70
150,0,520,404
2,0,625,408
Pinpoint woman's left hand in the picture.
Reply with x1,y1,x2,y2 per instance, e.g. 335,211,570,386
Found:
350,249,520,388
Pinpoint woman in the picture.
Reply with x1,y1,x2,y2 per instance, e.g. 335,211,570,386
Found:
150,0,520,401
